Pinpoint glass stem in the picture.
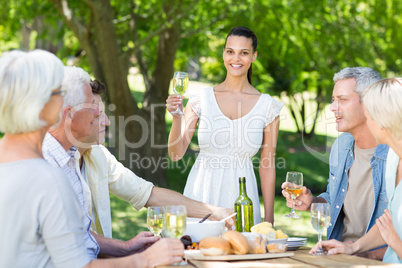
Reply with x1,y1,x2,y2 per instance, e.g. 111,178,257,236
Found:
317,231,323,250
291,197,295,214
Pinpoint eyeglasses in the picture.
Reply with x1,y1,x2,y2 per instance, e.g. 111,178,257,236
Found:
51,89,67,97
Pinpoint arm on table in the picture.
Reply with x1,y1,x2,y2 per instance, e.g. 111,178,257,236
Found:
92,231,159,257
310,223,385,255
145,187,234,225
84,238,184,268
259,116,279,224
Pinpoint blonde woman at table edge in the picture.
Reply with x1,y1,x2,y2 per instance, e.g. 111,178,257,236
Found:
310,78,402,264
166,26,283,225
0,50,183,268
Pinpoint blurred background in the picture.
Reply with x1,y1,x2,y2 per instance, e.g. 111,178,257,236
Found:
1,0,401,244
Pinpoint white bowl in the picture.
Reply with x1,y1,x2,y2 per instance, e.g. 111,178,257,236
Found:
184,221,225,242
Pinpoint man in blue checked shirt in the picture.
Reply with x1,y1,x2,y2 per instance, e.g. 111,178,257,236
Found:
281,67,389,260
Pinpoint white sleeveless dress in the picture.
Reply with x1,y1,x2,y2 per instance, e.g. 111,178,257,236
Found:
184,87,284,224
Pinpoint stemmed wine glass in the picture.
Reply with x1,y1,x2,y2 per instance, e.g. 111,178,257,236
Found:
147,207,164,236
311,203,330,256
164,205,187,265
164,205,187,238
284,171,303,218
171,72,189,115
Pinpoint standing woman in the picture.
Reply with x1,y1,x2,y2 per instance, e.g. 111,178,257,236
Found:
166,26,283,224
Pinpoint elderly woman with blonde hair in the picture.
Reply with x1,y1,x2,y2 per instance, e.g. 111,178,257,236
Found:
310,78,402,264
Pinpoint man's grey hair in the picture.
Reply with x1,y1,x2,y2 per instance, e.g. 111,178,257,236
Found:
333,67,382,98
52,66,91,128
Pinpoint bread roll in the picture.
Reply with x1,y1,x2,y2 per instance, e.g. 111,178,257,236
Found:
222,230,249,255
199,237,231,256
267,243,288,253
242,232,266,254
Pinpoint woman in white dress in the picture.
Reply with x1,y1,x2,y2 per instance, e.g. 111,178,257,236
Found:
166,26,283,225
310,78,402,264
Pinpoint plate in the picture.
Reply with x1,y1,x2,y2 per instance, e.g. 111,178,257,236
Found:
287,237,307,243
286,237,307,251
184,250,294,261
267,238,288,244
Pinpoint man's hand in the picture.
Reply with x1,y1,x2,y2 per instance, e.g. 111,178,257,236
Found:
210,207,234,228
281,183,314,211
125,231,160,254
137,238,184,267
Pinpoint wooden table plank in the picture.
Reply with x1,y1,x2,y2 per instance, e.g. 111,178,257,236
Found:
291,249,399,267
158,248,402,267
190,259,312,267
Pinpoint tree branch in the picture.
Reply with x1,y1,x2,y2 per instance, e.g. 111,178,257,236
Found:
126,0,199,55
49,0,88,42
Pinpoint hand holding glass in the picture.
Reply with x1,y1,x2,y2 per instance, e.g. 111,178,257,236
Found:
147,206,164,236
284,171,303,218
171,72,189,115
311,203,330,256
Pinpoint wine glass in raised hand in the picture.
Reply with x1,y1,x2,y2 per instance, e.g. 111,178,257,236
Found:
284,171,303,218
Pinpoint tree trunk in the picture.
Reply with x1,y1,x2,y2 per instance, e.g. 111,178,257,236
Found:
135,23,180,187
49,0,177,186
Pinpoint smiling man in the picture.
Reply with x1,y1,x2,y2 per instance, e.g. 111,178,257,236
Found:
281,67,389,260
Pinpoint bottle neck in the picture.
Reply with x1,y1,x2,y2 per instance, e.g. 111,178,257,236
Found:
239,177,247,196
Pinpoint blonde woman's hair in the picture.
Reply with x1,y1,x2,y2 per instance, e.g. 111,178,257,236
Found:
0,50,64,134
362,78,402,139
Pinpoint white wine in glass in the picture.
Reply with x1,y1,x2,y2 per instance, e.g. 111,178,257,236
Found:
172,72,189,115
164,205,187,238
311,203,330,256
147,207,164,236
284,171,303,218
164,205,187,266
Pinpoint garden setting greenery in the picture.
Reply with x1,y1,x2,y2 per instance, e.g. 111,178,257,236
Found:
2,0,402,186
2,0,402,249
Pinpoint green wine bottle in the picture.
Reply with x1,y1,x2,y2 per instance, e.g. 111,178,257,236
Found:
235,177,254,232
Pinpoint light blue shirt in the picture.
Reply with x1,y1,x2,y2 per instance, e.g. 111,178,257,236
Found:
383,148,402,263
318,133,389,241
43,133,100,259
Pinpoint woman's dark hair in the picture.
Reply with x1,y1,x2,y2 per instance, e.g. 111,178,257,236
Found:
225,26,257,85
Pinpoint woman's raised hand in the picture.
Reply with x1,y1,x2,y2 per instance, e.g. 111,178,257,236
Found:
166,94,184,117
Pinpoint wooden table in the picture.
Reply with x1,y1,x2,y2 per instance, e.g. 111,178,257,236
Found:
158,247,401,267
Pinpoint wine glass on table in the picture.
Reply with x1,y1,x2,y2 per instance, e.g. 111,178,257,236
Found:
310,203,330,256
164,205,187,265
284,171,303,218
147,206,164,236
171,72,189,115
